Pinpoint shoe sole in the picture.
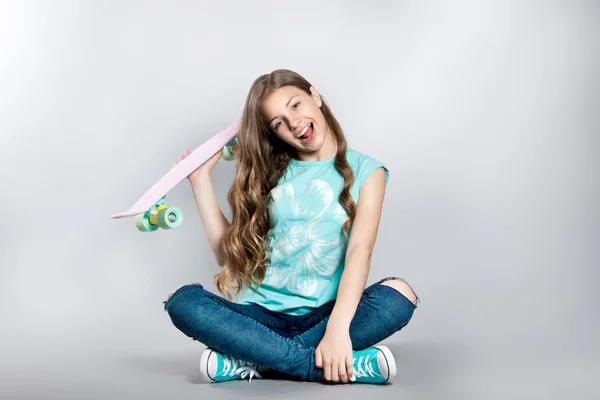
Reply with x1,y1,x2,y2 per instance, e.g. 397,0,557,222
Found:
373,345,397,383
199,348,216,383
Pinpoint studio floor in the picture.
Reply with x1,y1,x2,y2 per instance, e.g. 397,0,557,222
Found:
2,334,597,400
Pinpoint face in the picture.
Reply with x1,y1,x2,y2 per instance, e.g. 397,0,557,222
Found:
261,85,329,153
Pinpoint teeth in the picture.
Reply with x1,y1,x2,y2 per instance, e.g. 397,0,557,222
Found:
297,123,311,138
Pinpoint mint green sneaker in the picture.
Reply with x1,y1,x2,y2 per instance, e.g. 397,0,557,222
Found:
348,345,397,384
199,347,267,383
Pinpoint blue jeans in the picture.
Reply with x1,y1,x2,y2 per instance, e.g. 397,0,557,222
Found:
163,276,420,382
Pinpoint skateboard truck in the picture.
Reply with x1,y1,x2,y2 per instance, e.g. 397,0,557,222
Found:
135,196,182,232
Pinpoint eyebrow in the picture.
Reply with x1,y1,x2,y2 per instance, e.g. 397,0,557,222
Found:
269,95,298,125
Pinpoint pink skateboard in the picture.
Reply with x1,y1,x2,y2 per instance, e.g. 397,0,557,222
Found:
111,121,240,232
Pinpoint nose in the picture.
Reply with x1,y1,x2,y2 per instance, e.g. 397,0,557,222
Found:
291,118,302,130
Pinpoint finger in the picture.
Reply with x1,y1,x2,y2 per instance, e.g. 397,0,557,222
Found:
324,362,331,381
186,149,190,155
331,361,340,382
315,349,322,369
173,161,176,166
338,361,348,383
346,356,354,380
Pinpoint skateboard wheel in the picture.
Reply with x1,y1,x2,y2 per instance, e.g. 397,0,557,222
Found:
222,146,235,161
222,137,237,161
135,213,159,232
157,207,182,230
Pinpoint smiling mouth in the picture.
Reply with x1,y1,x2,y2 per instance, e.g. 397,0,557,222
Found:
297,123,314,141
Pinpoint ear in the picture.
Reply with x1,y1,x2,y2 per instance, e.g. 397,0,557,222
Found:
309,86,321,106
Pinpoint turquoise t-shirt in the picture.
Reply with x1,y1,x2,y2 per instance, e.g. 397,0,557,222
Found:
235,147,389,315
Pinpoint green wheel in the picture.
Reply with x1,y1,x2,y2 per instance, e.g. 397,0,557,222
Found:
157,207,182,230
135,213,159,232
223,146,235,161
223,137,237,161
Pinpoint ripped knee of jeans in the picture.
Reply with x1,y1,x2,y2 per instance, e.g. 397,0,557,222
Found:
162,283,204,311
377,276,420,307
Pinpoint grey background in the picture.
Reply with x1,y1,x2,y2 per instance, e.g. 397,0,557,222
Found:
1,0,598,399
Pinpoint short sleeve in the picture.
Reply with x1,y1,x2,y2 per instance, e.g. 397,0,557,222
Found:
356,156,389,189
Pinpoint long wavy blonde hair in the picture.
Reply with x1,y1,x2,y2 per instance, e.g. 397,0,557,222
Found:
214,69,358,301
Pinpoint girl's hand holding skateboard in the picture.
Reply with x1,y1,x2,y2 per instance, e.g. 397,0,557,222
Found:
173,148,223,184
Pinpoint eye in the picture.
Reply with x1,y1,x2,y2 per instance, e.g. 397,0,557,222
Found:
273,102,301,130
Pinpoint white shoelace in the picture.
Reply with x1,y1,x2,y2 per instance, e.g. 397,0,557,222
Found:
221,354,263,383
349,353,381,382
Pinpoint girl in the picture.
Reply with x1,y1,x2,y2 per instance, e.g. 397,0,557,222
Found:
163,69,420,384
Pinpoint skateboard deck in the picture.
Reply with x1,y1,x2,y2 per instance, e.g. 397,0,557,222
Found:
111,121,240,227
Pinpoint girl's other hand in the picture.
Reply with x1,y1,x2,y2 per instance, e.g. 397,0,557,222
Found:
173,148,223,184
